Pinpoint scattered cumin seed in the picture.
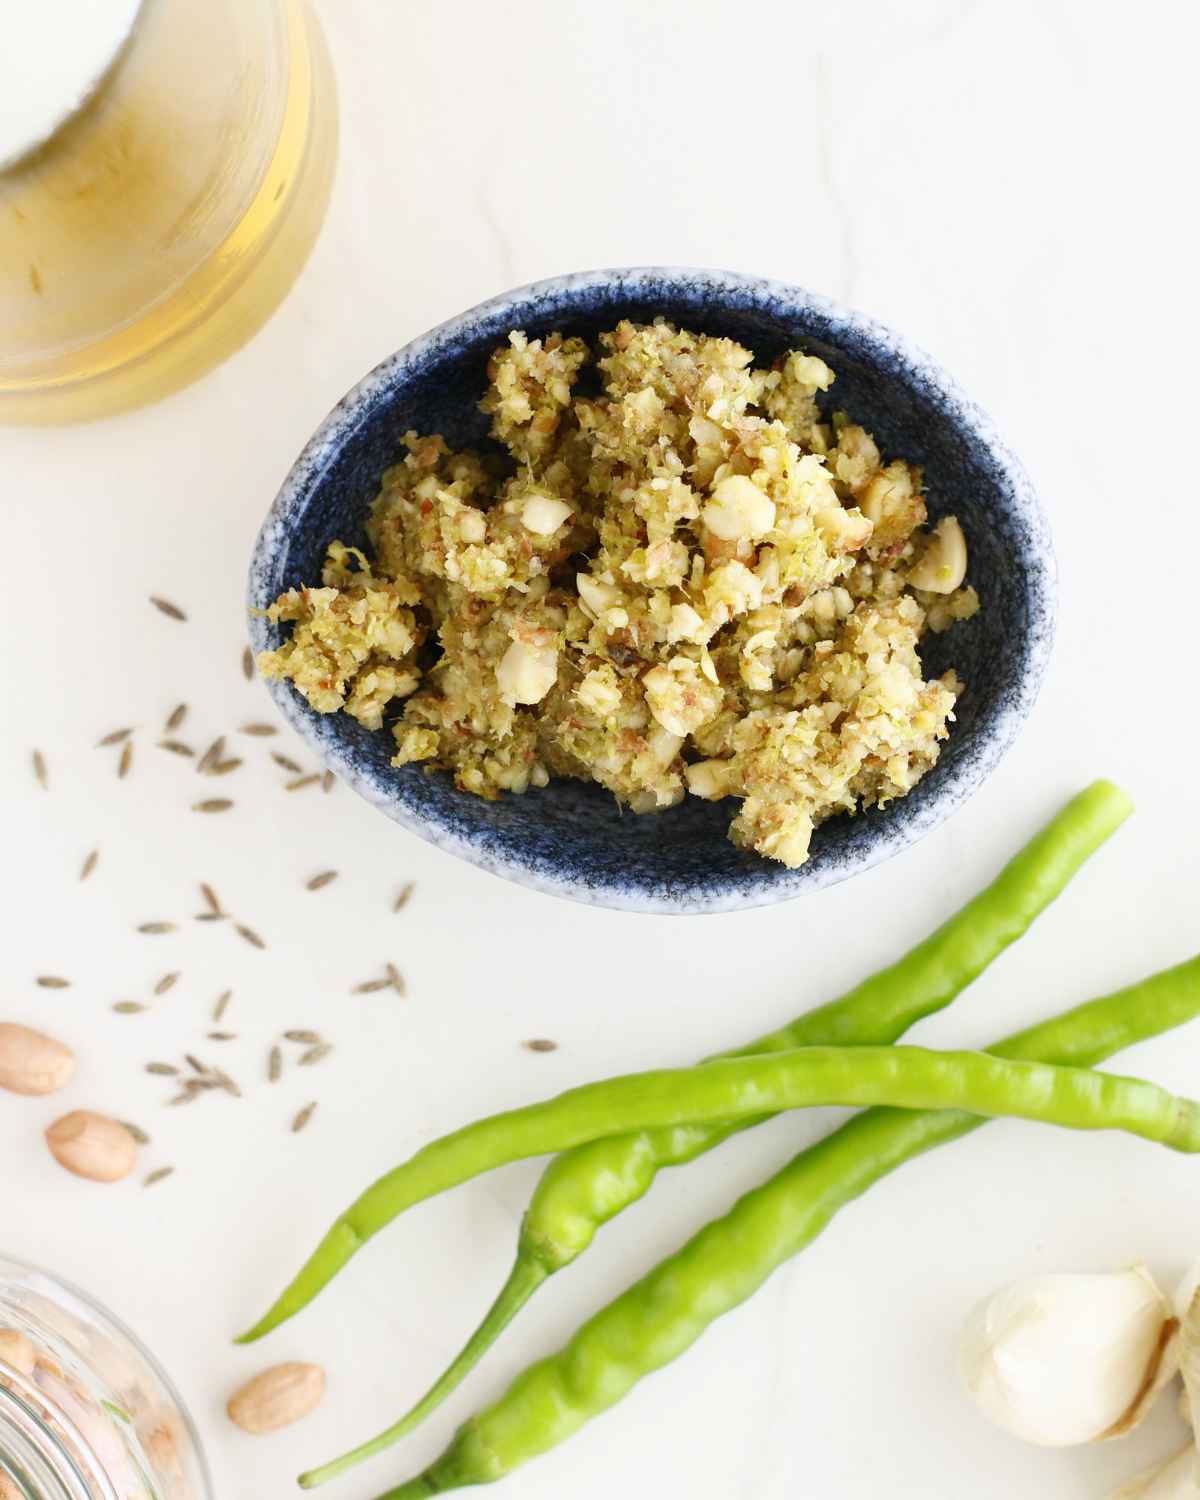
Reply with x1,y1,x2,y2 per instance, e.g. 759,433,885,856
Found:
299,1044,333,1066
146,1062,178,1077
122,1122,151,1145
32,749,48,788
113,1001,145,1014
97,727,132,747
208,1031,237,1042
213,989,232,1022
240,723,277,737
284,1029,321,1044
185,1054,205,1073
158,740,195,757
153,972,180,996
393,882,416,912
292,1102,317,1134
118,741,134,779
36,976,71,989
268,1045,282,1082
196,736,226,774
193,798,233,813
213,1068,242,1098
150,596,187,622
523,1039,559,1053
194,912,225,923
352,977,390,994
242,645,254,681
80,848,100,882
385,962,407,997
138,921,176,934
235,924,265,950
165,703,188,732
143,1167,175,1187
209,758,243,776
306,870,338,892
286,774,320,792
271,751,304,774
168,1090,200,1107
322,770,335,794
200,882,223,915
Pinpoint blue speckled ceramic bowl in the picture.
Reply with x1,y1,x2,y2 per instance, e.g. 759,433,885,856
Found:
248,268,1055,914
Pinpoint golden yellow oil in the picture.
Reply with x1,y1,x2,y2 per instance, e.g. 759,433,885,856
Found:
0,0,337,424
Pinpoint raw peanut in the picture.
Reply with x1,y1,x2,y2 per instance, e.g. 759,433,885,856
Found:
0,1327,37,1376
226,1362,325,1434
45,1112,137,1183
0,1024,76,1096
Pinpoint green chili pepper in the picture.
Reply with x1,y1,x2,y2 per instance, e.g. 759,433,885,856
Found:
343,953,1200,1499
240,780,1131,1356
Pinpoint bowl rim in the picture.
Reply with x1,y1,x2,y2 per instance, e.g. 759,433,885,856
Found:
248,265,1057,914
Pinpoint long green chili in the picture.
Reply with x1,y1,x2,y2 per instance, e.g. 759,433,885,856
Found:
351,953,1200,1498
241,780,1131,1353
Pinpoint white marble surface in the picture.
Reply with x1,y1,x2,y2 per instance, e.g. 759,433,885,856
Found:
3,2,1199,1497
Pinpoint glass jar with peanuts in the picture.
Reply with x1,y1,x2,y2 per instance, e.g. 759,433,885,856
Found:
0,1256,210,1500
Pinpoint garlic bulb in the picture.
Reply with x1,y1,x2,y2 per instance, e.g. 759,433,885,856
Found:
960,1265,1176,1446
1109,1448,1200,1500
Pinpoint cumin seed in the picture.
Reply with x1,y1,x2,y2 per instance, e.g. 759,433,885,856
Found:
158,740,195,757
352,977,390,994
150,596,187,621
184,1054,205,1074
240,723,277,737
146,1062,178,1077
117,741,133,779
284,1029,321,1044
138,921,176,935
153,972,180,996
213,1068,241,1098
393,882,416,912
268,1045,282,1082
36,976,71,989
235,924,265,950
242,645,254,681
200,882,223,915
213,989,232,1022
143,1167,175,1187
385,962,406,996
113,1001,145,1014
299,1044,333,1066
208,1031,236,1042
272,752,303,774
96,728,132,747
194,912,225,923
209,758,243,776
32,749,48,788
285,774,320,792
80,848,100,882
523,1039,559,1053
165,703,188,732
306,870,338,892
291,1101,317,1134
122,1122,151,1145
322,770,335,794
193,799,233,813
168,1090,200,1107
196,736,226,774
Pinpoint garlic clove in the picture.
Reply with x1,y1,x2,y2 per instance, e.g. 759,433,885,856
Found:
1109,1446,1200,1500
960,1265,1174,1447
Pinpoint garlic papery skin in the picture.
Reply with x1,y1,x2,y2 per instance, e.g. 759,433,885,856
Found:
1109,1447,1200,1500
960,1266,1175,1446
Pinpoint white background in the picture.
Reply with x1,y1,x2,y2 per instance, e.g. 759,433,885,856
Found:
3,2,1199,1498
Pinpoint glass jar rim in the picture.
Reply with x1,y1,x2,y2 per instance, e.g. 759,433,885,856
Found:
0,1253,213,1500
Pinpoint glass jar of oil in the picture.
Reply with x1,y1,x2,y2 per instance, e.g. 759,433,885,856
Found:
0,0,337,424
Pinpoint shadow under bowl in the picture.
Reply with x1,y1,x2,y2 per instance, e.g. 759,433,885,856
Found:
248,267,1056,914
